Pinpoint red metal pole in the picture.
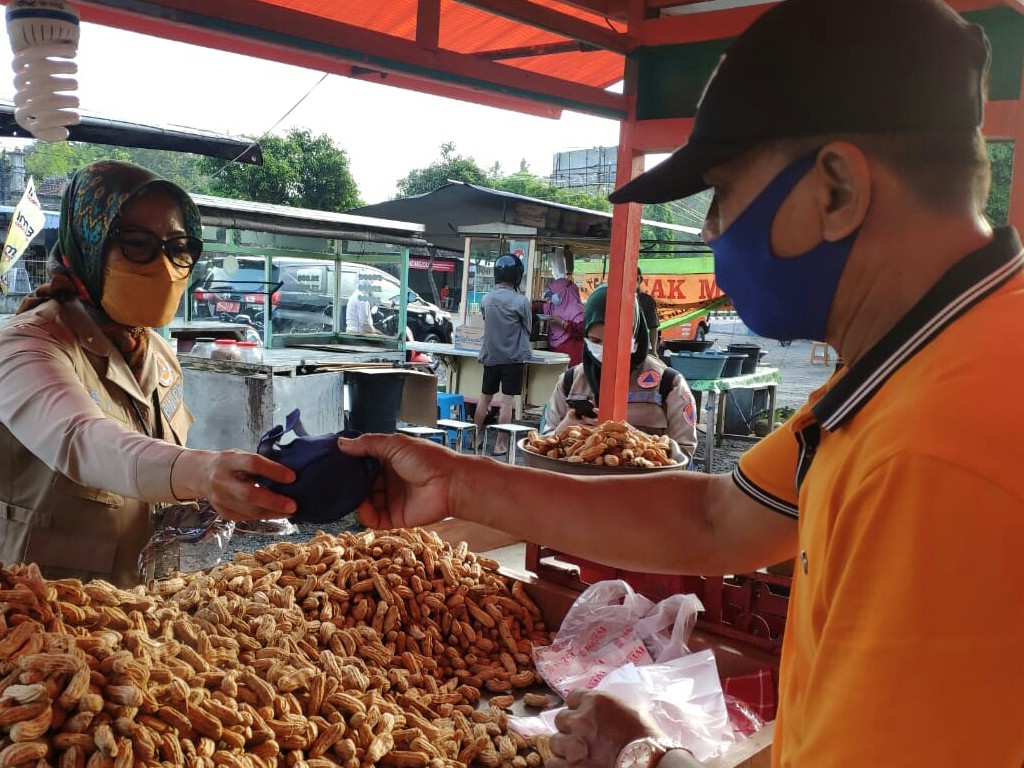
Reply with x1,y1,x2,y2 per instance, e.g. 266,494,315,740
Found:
599,1,645,421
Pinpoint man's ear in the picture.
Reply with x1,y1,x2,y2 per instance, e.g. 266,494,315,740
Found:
815,142,871,242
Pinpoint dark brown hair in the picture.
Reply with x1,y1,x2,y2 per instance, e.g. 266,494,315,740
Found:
776,130,991,215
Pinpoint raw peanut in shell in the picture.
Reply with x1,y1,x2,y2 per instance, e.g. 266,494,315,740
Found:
522,692,557,709
0,529,555,768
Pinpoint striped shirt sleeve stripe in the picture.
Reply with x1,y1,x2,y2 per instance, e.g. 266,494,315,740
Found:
732,466,800,519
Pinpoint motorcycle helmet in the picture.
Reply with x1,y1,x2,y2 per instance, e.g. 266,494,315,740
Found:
494,253,524,290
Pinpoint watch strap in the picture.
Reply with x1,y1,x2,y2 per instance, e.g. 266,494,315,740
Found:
616,736,689,768
651,737,692,766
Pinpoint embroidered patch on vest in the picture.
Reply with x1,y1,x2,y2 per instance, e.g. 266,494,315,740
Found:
161,379,184,422
155,353,174,387
637,369,661,389
628,390,662,405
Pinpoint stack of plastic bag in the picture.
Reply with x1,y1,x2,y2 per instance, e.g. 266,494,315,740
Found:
512,579,762,761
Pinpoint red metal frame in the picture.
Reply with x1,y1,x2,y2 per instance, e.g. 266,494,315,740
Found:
9,0,1019,408
525,543,791,654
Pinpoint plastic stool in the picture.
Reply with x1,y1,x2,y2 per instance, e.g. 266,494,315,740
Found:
809,341,831,365
397,425,448,447
437,392,466,421
437,419,477,454
485,423,535,464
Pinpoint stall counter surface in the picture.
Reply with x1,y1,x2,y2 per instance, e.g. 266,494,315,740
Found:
407,340,568,365
408,341,569,417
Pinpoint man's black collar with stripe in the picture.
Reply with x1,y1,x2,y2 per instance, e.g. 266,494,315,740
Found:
809,226,1023,433
734,228,1022,517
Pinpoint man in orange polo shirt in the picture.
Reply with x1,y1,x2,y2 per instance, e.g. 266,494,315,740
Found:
342,0,1024,765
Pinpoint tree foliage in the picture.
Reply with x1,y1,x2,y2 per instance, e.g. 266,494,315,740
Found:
986,140,1013,227
490,170,611,212
640,203,683,255
395,143,614,213
395,142,490,197
195,128,361,211
23,143,204,190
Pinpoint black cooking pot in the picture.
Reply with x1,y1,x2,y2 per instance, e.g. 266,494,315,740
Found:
726,343,762,375
718,353,748,378
662,339,715,354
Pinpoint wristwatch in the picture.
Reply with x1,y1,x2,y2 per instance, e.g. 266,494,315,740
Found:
615,737,687,768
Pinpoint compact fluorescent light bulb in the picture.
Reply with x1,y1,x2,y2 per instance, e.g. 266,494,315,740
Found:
6,0,81,142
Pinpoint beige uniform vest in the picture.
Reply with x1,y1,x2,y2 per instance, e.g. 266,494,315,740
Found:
0,301,192,587
564,357,672,435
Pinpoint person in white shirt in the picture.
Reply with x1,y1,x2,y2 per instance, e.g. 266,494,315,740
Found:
345,282,380,334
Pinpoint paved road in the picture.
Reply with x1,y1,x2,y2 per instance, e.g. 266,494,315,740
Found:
691,331,838,473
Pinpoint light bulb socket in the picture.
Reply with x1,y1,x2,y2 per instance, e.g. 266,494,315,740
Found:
6,1,80,53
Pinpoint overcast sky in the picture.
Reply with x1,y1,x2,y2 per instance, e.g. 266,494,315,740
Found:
0,21,645,205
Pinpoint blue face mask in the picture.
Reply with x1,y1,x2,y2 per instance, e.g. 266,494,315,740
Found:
710,152,859,342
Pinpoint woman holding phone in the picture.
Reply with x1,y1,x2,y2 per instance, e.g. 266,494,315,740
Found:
540,284,699,462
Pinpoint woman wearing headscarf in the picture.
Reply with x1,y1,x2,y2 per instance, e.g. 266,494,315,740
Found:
0,161,295,586
541,284,699,461
542,275,585,366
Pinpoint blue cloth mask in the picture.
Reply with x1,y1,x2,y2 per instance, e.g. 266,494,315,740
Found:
257,409,379,524
710,152,859,342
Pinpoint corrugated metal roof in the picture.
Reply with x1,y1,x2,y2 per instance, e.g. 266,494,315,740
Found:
192,193,427,244
350,182,700,251
260,0,626,89
79,0,633,118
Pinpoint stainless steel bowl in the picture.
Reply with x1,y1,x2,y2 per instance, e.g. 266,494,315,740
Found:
518,438,688,476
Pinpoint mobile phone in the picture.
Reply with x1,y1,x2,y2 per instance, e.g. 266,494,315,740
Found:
566,398,597,419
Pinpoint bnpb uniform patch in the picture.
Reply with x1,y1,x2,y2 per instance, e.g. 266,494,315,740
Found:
683,397,698,426
637,369,661,389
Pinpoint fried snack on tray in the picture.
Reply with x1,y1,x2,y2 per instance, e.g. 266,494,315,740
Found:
0,531,557,768
524,420,678,468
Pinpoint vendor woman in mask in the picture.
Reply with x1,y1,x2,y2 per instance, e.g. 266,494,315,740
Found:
541,283,699,462
0,161,296,587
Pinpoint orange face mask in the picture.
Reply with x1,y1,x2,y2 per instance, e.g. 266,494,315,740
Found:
101,259,189,328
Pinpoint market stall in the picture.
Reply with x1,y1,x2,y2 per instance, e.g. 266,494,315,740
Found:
172,197,444,449
406,340,569,418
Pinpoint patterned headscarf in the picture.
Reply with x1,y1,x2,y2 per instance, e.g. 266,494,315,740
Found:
18,161,201,379
581,283,649,400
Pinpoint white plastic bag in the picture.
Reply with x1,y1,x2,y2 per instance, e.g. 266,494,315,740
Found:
515,580,734,760
595,652,733,762
532,579,703,697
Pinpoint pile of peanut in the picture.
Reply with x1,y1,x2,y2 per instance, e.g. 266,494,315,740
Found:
0,529,559,768
525,421,678,468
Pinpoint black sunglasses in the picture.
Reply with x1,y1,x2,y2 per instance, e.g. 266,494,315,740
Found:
108,227,203,271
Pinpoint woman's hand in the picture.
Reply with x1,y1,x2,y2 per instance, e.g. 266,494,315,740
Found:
549,690,665,768
549,315,567,329
339,434,455,529
171,449,297,520
554,409,599,433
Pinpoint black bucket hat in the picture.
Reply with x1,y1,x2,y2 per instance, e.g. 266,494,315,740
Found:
609,0,990,205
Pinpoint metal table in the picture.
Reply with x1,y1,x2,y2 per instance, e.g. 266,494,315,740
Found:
688,367,782,473
178,347,403,451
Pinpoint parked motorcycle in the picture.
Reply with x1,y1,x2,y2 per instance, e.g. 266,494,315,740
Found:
372,304,439,371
